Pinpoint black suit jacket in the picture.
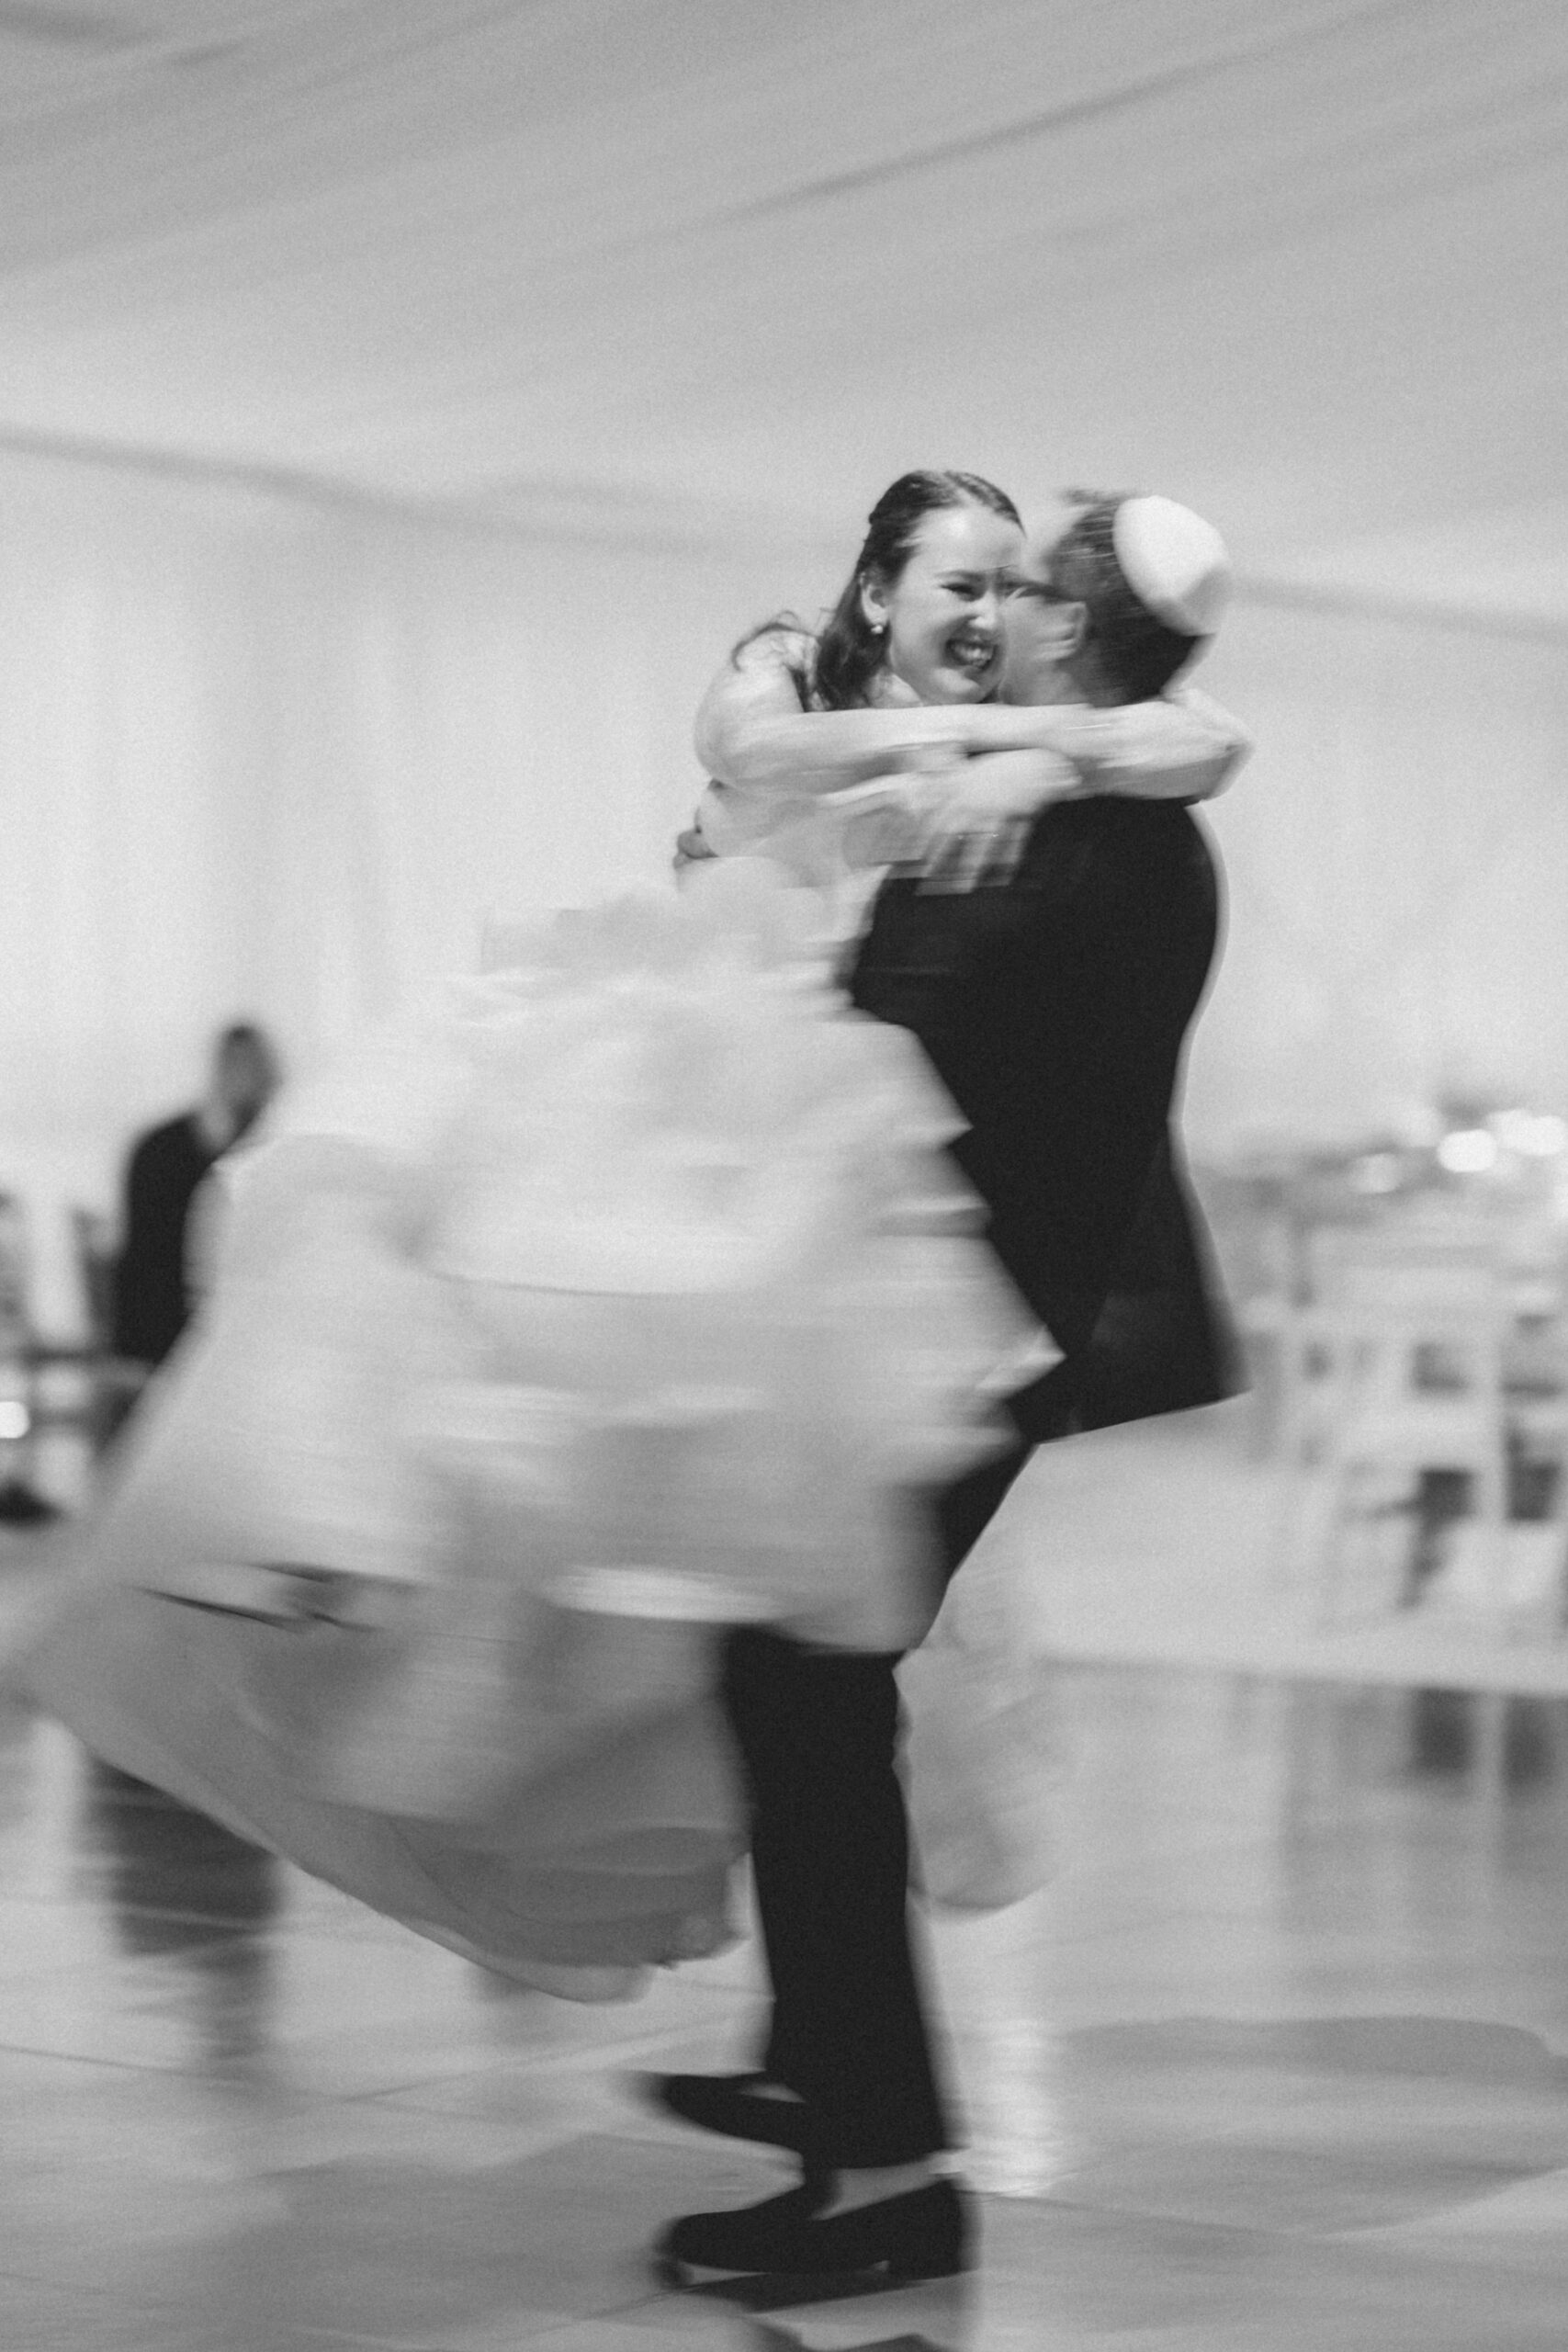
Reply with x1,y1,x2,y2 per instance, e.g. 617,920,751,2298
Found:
111,1113,219,1367
849,794,1238,1437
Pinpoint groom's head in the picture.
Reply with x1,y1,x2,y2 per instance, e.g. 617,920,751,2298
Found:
1003,492,1233,707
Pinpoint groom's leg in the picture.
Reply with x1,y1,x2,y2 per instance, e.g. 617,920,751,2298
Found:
719,1627,952,2166
715,1424,1038,2170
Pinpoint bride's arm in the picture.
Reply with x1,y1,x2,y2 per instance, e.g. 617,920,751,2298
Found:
693,630,986,794
1035,685,1250,801
695,631,1249,802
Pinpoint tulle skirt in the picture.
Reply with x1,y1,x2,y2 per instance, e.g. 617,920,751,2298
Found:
13,861,1059,1996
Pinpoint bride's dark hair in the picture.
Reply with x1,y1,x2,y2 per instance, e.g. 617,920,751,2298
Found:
814,469,1021,710
732,470,1021,713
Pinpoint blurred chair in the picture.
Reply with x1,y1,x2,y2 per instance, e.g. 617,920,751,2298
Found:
0,1188,56,1520
1277,1231,1565,1634
5,1203,146,1487
61,1205,147,1451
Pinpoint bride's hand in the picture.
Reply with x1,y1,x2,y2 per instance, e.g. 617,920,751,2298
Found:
902,748,1080,892
826,748,1079,888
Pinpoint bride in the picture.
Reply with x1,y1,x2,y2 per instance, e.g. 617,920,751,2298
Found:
10,467,1240,2098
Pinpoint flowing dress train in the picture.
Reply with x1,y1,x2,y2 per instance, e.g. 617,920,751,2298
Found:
13,859,1046,1996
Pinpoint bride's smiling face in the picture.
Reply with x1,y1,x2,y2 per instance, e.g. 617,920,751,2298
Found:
860,502,1022,705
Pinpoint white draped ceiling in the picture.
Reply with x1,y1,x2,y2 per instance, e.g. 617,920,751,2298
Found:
1,0,1566,617
3,0,1568,1332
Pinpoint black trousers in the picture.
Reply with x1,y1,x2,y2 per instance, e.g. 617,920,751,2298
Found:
718,1434,1034,2168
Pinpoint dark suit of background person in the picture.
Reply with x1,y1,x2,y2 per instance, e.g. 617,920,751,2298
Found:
717,496,1244,2189
111,1023,281,1393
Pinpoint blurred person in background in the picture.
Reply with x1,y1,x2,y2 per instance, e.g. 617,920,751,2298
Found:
112,1022,282,1389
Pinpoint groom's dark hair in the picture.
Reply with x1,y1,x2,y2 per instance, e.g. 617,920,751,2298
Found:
1050,492,1201,704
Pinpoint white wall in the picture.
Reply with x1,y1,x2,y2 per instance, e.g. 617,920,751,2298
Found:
0,447,837,1206
1188,590,1568,1156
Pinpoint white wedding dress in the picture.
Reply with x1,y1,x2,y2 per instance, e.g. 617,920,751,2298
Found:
13,854,1056,1997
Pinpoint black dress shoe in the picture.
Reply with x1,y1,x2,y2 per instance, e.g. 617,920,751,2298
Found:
638,2070,821,2156
654,2175,971,2284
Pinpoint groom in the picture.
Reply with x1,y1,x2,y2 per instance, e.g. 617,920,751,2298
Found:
878,491,1239,1460
653,492,1244,2282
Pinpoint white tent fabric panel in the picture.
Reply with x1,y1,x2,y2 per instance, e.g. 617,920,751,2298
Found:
1195,598,1568,1150
0,0,1563,615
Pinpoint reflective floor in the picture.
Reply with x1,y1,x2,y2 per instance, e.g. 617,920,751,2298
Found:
6,1524,1568,2348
